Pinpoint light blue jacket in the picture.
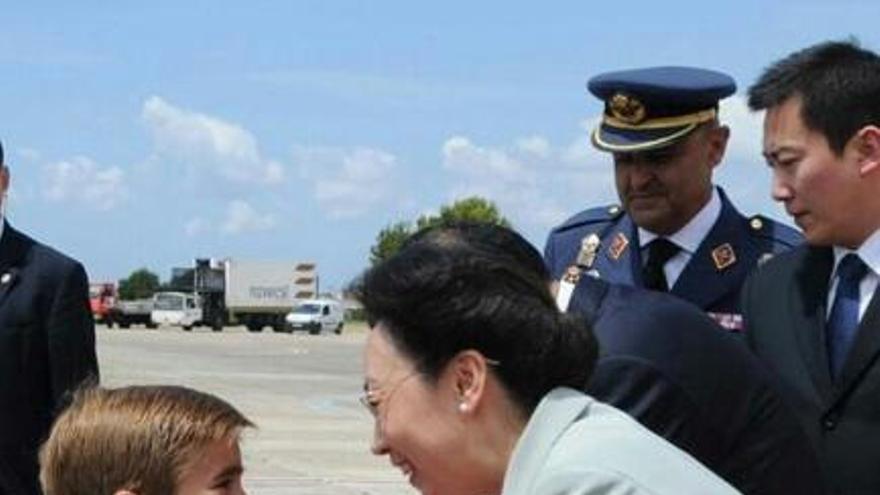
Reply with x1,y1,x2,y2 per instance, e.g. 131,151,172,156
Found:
502,388,741,495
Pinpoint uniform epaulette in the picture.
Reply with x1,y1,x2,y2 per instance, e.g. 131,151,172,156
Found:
552,204,624,234
745,215,803,248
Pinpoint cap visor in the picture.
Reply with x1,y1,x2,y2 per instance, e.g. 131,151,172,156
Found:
592,123,696,152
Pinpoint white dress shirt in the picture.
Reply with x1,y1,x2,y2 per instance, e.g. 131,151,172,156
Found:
827,228,880,321
639,188,722,289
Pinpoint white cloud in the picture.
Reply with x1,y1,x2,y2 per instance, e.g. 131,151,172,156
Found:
221,200,276,234
184,217,210,237
142,96,284,185
43,156,127,210
440,130,616,232
294,146,398,219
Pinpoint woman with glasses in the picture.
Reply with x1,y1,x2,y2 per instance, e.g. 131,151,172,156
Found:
353,223,739,495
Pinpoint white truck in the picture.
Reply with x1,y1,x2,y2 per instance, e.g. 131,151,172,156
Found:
284,298,344,334
150,292,203,330
195,258,318,332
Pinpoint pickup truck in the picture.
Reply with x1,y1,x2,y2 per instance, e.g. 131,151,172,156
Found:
106,299,157,329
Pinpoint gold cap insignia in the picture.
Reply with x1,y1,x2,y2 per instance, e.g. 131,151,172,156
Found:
609,93,647,125
576,234,601,268
711,243,737,271
608,232,629,261
749,217,764,231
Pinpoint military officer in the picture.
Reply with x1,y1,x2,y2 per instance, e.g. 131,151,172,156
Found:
545,66,801,331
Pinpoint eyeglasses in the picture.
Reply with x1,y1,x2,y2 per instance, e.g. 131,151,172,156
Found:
359,370,419,419
359,358,501,419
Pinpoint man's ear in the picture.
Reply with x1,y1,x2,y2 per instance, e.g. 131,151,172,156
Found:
707,124,731,168
855,125,880,177
0,166,9,196
449,350,489,413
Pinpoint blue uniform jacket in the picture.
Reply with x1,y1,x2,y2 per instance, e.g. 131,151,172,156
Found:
545,187,802,324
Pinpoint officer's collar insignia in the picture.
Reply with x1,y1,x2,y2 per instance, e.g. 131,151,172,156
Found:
608,205,622,216
576,234,601,268
609,93,647,125
608,232,629,261
758,252,774,266
711,243,737,271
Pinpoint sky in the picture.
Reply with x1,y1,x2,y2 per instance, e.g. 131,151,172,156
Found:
1,1,878,292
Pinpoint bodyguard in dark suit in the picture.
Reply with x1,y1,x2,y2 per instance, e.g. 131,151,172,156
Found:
412,222,824,494
744,41,880,495
546,67,801,331
0,141,98,495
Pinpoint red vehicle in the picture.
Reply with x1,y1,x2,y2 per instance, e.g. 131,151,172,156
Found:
89,282,116,324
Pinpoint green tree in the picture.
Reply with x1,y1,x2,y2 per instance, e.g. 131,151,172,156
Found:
118,268,160,300
369,221,413,266
369,196,510,265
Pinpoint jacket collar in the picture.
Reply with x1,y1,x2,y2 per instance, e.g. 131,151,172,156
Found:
502,388,592,495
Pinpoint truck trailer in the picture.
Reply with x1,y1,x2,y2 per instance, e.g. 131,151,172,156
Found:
172,258,318,332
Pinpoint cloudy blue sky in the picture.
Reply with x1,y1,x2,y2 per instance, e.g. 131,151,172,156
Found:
1,1,878,292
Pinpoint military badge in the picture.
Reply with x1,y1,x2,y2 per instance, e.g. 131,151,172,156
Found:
711,243,737,271
707,312,744,332
555,265,582,312
576,234,601,268
758,252,774,266
608,232,629,260
609,93,647,124
562,265,581,284
0,273,10,285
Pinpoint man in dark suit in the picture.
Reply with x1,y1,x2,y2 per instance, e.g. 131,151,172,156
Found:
545,66,801,331
0,140,99,495
744,40,880,495
412,222,824,494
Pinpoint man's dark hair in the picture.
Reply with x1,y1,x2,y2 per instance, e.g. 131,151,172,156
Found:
352,222,597,415
748,40,880,155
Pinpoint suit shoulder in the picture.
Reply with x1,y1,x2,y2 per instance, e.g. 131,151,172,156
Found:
743,215,803,250
12,228,85,274
550,205,624,236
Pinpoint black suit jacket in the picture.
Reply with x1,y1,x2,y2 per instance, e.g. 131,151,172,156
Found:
743,245,880,495
570,277,824,495
0,224,98,495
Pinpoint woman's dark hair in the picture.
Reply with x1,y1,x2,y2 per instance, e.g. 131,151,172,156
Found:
352,222,598,415
748,39,880,155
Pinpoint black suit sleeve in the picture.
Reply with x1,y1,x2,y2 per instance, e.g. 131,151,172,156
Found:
46,261,98,407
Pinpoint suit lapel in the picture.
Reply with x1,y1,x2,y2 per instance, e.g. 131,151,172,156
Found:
671,192,755,310
833,284,880,403
594,216,640,287
794,247,835,398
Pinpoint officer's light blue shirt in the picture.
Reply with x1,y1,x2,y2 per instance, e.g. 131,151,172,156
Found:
639,187,722,289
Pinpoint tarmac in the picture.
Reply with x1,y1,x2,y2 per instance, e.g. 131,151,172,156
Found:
97,323,415,495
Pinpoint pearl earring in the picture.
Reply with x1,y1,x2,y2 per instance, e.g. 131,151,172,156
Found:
458,402,469,413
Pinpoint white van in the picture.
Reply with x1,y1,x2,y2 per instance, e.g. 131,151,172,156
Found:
284,299,344,335
151,292,203,331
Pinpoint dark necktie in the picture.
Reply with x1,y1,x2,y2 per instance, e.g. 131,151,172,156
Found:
826,253,869,378
642,238,680,292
